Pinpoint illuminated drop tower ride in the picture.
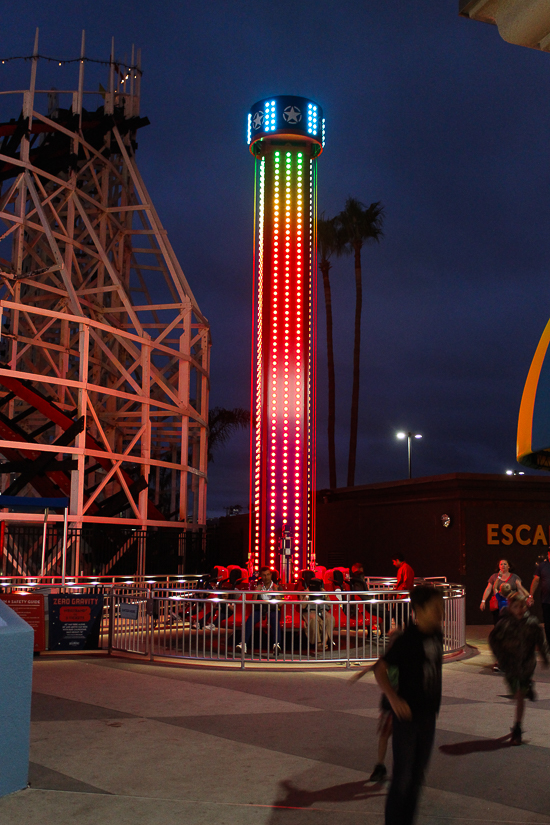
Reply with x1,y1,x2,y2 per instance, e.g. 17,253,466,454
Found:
247,95,325,577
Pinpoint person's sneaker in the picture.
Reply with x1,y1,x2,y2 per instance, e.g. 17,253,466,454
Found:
511,722,522,745
204,623,217,631
493,665,501,672
369,763,387,782
236,643,247,653
272,643,282,654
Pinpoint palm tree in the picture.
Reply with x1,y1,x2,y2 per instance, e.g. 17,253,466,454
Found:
207,407,250,463
335,197,385,487
317,214,339,489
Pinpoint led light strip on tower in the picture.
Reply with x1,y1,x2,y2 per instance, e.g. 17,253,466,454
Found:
307,103,318,135
282,151,291,546
269,150,281,563
294,151,303,574
253,156,266,564
307,156,315,567
264,99,276,132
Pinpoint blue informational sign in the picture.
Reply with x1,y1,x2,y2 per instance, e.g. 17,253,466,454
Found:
48,594,104,650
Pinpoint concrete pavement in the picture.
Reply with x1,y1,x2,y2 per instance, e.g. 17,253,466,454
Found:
1,626,550,824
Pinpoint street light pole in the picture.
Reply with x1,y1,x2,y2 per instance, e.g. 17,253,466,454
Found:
396,431,422,479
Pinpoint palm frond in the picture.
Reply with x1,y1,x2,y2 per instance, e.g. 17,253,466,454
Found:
334,197,385,255
208,407,250,463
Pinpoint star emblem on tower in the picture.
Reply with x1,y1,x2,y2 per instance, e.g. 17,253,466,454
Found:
283,106,301,124
252,111,264,130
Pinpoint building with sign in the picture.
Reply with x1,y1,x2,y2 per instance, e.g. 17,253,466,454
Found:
246,95,326,575
316,473,550,623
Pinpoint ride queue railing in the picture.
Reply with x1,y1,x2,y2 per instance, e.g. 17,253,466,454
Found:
108,584,466,666
0,575,465,661
0,575,202,650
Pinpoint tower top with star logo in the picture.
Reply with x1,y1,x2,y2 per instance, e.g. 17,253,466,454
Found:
247,95,325,157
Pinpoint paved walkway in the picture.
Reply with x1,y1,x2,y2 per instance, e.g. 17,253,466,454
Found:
1,626,550,824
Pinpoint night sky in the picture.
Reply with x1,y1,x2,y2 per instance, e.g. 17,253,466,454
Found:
3,2,550,516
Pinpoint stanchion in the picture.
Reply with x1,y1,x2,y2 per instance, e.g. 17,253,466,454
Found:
40,508,49,577
345,593,351,668
61,507,68,585
108,593,114,656
0,521,4,577
240,592,246,670
147,590,153,661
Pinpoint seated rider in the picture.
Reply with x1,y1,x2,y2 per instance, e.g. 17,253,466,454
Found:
235,567,283,654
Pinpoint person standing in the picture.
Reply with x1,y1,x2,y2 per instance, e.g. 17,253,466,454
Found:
387,555,415,631
529,549,550,644
373,586,444,825
480,559,528,624
393,556,415,591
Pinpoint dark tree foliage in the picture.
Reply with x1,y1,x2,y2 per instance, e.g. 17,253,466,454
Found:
208,406,250,463
317,213,339,489
334,197,385,487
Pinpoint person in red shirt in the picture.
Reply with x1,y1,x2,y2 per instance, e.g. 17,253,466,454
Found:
393,556,415,591
384,557,415,632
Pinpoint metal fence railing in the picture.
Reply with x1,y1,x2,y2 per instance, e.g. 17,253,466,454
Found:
0,575,203,651
108,584,466,666
0,576,465,663
0,574,202,592
0,523,204,578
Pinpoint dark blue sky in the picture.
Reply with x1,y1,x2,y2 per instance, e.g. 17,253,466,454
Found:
3,2,550,515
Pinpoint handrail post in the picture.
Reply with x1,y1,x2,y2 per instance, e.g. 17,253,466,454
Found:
40,507,49,578
61,507,68,585
0,520,5,577
148,588,153,662
240,592,245,669
346,592,351,668
108,592,114,655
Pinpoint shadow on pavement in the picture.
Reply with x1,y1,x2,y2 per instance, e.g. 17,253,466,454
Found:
439,735,511,755
267,777,385,814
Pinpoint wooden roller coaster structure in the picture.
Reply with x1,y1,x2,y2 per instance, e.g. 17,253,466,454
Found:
0,31,210,574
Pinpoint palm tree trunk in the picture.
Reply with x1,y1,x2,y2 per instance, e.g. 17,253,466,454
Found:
347,245,362,487
321,263,337,489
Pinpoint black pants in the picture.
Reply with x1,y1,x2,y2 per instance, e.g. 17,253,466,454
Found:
542,603,550,645
238,604,282,647
385,712,436,825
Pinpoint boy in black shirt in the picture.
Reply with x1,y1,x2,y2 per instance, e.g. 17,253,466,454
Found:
374,585,444,825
